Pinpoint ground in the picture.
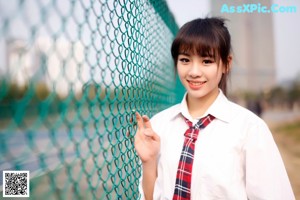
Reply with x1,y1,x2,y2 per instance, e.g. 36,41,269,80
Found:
272,126,300,199
263,110,300,199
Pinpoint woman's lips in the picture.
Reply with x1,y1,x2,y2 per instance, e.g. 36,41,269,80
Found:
187,80,206,89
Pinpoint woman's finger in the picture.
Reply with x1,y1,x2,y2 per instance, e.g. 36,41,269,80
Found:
135,112,144,130
142,115,152,129
144,128,160,141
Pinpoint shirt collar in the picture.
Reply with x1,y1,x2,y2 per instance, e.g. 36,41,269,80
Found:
170,90,233,123
205,90,232,123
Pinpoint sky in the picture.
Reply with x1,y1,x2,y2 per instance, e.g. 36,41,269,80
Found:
166,0,300,83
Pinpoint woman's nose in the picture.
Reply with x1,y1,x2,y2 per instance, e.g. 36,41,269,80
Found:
188,63,203,77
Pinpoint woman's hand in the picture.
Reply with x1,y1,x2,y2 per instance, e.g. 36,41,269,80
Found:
134,112,160,163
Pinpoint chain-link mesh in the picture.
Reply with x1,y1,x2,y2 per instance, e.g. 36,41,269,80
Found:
0,0,181,199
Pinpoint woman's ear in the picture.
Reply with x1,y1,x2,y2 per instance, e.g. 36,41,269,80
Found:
227,55,233,72
223,55,233,73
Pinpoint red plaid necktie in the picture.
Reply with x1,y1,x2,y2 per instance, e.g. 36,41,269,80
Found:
173,114,215,200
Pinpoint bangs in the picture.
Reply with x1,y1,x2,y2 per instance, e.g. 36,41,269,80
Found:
177,36,219,60
172,31,222,64
171,18,228,64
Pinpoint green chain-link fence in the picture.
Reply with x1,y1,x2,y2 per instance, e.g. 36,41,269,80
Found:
0,0,184,199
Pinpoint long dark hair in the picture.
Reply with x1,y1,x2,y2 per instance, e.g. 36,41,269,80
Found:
171,17,232,95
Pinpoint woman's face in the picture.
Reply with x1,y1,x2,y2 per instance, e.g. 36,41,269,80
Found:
177,52,226,102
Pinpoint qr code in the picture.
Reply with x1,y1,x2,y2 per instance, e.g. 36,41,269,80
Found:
2,170,29,197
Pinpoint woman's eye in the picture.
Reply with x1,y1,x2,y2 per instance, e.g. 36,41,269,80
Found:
179,58,189,63
203,59,214,64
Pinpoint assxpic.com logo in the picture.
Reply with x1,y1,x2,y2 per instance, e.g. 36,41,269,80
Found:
221,3,297,14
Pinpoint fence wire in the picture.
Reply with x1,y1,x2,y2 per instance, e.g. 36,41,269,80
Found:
0,0,181,199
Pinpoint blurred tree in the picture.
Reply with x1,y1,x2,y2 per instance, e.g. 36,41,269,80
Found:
288,81,300,109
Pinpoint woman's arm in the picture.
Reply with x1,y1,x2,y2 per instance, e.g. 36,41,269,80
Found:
141,159,158,200
134,112,160,200
243,120,295,200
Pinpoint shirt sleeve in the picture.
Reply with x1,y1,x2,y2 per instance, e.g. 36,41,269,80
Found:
138,174,145,200
243,120,295,200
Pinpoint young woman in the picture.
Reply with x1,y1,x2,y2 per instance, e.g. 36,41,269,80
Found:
134,17,295,200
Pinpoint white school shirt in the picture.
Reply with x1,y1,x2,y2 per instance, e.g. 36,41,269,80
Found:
139,90,295,200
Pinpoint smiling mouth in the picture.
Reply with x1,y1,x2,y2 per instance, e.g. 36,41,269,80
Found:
187,80,206,86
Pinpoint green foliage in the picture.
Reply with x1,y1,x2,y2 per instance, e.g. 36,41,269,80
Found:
288,82,300,103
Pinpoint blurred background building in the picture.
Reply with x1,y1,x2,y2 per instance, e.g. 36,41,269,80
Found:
211,0,276,93
5,37,86,98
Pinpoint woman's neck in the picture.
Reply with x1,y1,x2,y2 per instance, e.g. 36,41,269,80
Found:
187,89,219,119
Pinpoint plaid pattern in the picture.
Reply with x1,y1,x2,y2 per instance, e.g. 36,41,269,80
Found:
173,114,215,200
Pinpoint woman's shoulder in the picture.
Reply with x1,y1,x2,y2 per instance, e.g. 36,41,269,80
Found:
227,99,266,126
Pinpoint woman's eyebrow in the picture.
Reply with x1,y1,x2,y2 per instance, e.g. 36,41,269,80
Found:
178,52,190,56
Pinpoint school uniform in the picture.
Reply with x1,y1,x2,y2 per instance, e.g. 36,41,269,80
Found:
139,90,295,200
